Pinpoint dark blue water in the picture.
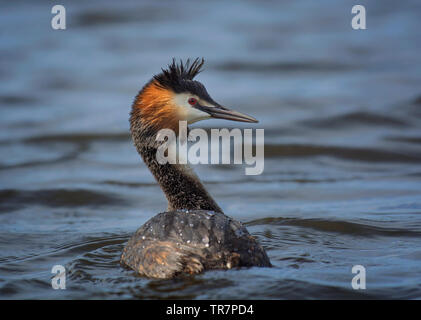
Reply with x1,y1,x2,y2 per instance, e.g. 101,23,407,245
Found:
1,0,421,299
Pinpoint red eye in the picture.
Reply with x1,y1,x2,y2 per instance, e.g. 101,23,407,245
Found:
188,98,197,105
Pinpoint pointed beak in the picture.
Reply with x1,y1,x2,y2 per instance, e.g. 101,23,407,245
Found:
195,103,258,123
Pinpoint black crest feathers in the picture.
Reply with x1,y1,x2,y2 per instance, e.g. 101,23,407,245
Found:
153,58,205,93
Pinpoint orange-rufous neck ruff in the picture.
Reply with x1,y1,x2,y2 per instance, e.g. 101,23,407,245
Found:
133,81,180,132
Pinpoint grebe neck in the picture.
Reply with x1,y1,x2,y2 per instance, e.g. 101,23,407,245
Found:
131,125,222,212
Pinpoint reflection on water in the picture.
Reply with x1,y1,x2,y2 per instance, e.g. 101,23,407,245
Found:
1,0,421,299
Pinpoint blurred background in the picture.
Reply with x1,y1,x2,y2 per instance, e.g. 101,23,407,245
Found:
1,0,421,299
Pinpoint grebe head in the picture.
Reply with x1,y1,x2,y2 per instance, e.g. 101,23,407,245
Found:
131,58,258,134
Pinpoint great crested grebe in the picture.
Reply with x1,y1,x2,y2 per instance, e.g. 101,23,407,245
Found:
120,58,271,278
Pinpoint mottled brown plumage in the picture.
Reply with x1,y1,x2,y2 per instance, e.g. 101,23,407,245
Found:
120,59,271,278
121,211,271,278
